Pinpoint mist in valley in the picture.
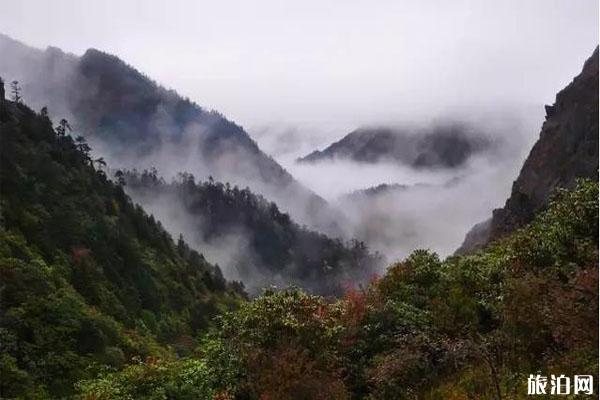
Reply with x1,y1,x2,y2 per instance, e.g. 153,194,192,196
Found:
0,0,597,291
259,108,545,261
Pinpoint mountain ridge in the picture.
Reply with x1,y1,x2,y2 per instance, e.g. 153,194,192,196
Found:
0,33,341,236
122,168,384,296
0,92,244,397
457,46,599,254
297,124,492,169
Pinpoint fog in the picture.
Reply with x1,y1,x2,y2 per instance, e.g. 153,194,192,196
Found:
332,154,525,261
121,183,287,294
0,1,597,286
276,109,545,260
0,1,597,133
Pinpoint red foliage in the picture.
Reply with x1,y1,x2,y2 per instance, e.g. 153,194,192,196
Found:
247,345,349,400
342,287,368,327
176,334,195,351
71,246,91,264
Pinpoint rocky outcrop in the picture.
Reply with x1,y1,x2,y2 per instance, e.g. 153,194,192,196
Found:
454,218,491,255
457,47,599,254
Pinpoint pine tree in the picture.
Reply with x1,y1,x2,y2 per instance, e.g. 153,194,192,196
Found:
56,118,71,136
10,80,21,103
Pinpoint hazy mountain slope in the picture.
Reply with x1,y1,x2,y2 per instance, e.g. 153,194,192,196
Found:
78,179,599,399
0,92,243,397
457,47,599,254
297,124,491,168
0,33,340,235
123,170,384,295
340,178,463,201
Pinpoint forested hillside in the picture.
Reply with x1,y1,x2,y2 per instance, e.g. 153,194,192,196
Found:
123,169,384,295
0,92,243,398
78,179,598,399
0,34,341,236
0,33,597,400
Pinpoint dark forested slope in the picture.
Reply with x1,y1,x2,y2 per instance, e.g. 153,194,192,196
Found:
457,47,599,254
0,33,339,235
123,169,384,295
79,179,599,399
0,89,243,398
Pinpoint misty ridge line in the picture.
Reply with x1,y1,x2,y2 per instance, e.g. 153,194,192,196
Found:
119,168,385,295
0,34,389,298
0,33,346,234
0,4,597,397
0,32,558,290
295,123,496,169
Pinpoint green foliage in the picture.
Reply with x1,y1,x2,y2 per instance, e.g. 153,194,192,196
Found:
2,96,597,399
0,100,243,397
201,289,349,399
76,359,215,400
365,179,599,398
94,179,594,400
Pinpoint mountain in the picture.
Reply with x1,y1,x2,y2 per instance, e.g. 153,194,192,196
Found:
0,34,380,291
297,124,491,168
77,178,599,399
122,169,384,295
457,47,599,254
0,33,340,235
0,91,243,397
340,178,462,201
342,183,413,199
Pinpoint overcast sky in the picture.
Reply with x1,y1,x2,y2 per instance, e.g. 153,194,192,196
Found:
1,0,597,136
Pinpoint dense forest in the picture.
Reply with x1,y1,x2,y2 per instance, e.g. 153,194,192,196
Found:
78,179,599,399
123,169,383,295
0,34,598,399
1,90,597,399
0,93,244,398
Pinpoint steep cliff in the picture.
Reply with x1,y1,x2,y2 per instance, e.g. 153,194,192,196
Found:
457,47,599,254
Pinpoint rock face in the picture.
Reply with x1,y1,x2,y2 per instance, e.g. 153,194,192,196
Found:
298,124,491,169
454,218,492,255
457,47,599,254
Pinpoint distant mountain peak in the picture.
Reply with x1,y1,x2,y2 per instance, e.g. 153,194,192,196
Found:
297,124,492,169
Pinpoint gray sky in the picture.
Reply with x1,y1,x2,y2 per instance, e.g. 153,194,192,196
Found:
1,0,597,135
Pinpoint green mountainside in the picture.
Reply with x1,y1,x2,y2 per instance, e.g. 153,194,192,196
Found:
0,94,243,398
0,44,598,399
78,178,599,400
